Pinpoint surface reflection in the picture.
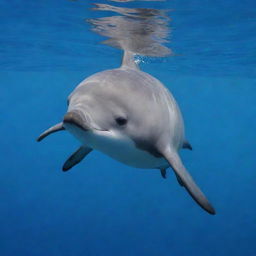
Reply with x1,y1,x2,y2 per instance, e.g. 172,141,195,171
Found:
88,2,172,57
109,0,164,2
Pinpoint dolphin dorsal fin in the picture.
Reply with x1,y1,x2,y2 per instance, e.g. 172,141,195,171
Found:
121,51,139,70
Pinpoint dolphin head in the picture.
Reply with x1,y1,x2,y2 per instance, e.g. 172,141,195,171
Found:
64,70,173,156
65,81,127,129
63,79,134,146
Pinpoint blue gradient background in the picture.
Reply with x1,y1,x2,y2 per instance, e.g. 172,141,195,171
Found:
1,0,256,255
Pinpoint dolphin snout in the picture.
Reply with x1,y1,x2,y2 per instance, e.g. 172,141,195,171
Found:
63,111,89,131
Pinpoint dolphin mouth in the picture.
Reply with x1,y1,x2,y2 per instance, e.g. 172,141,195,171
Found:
63,111,91,131
63,111,108,132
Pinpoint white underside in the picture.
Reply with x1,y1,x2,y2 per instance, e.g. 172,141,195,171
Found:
65,124,168,169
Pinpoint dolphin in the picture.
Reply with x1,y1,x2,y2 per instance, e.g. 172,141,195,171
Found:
37,51,215,215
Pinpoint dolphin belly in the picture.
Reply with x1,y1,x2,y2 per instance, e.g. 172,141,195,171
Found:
65,123,168,169
88,132,168,169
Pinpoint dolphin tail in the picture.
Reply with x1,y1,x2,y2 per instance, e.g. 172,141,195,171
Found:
121,51,139,70
162,148,216,215
37,122,64,142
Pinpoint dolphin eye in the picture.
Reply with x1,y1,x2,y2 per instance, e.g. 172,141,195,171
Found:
115,117,127,126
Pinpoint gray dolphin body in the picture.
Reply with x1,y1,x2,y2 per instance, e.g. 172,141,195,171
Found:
38,51,215,215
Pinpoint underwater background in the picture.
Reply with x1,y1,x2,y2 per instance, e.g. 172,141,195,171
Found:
1,0,256,255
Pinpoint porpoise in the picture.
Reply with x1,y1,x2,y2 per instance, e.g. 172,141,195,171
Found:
37,51,215,215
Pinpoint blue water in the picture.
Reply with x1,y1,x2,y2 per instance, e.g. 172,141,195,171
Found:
1,0,256,255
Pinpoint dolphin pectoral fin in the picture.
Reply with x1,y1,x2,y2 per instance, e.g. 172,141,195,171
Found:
62,146,93,172
162,149,215,215
183,140,192,150
160,169,167,179
37,122,64,142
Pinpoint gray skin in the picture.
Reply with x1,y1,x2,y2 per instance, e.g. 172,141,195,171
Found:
37,51,215,215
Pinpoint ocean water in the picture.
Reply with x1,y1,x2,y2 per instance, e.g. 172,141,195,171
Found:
1,0,256,256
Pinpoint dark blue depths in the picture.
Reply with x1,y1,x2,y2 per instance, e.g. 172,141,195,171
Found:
0,0,256,255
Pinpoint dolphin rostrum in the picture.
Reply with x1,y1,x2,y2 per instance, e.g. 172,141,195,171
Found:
37,50,215,215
